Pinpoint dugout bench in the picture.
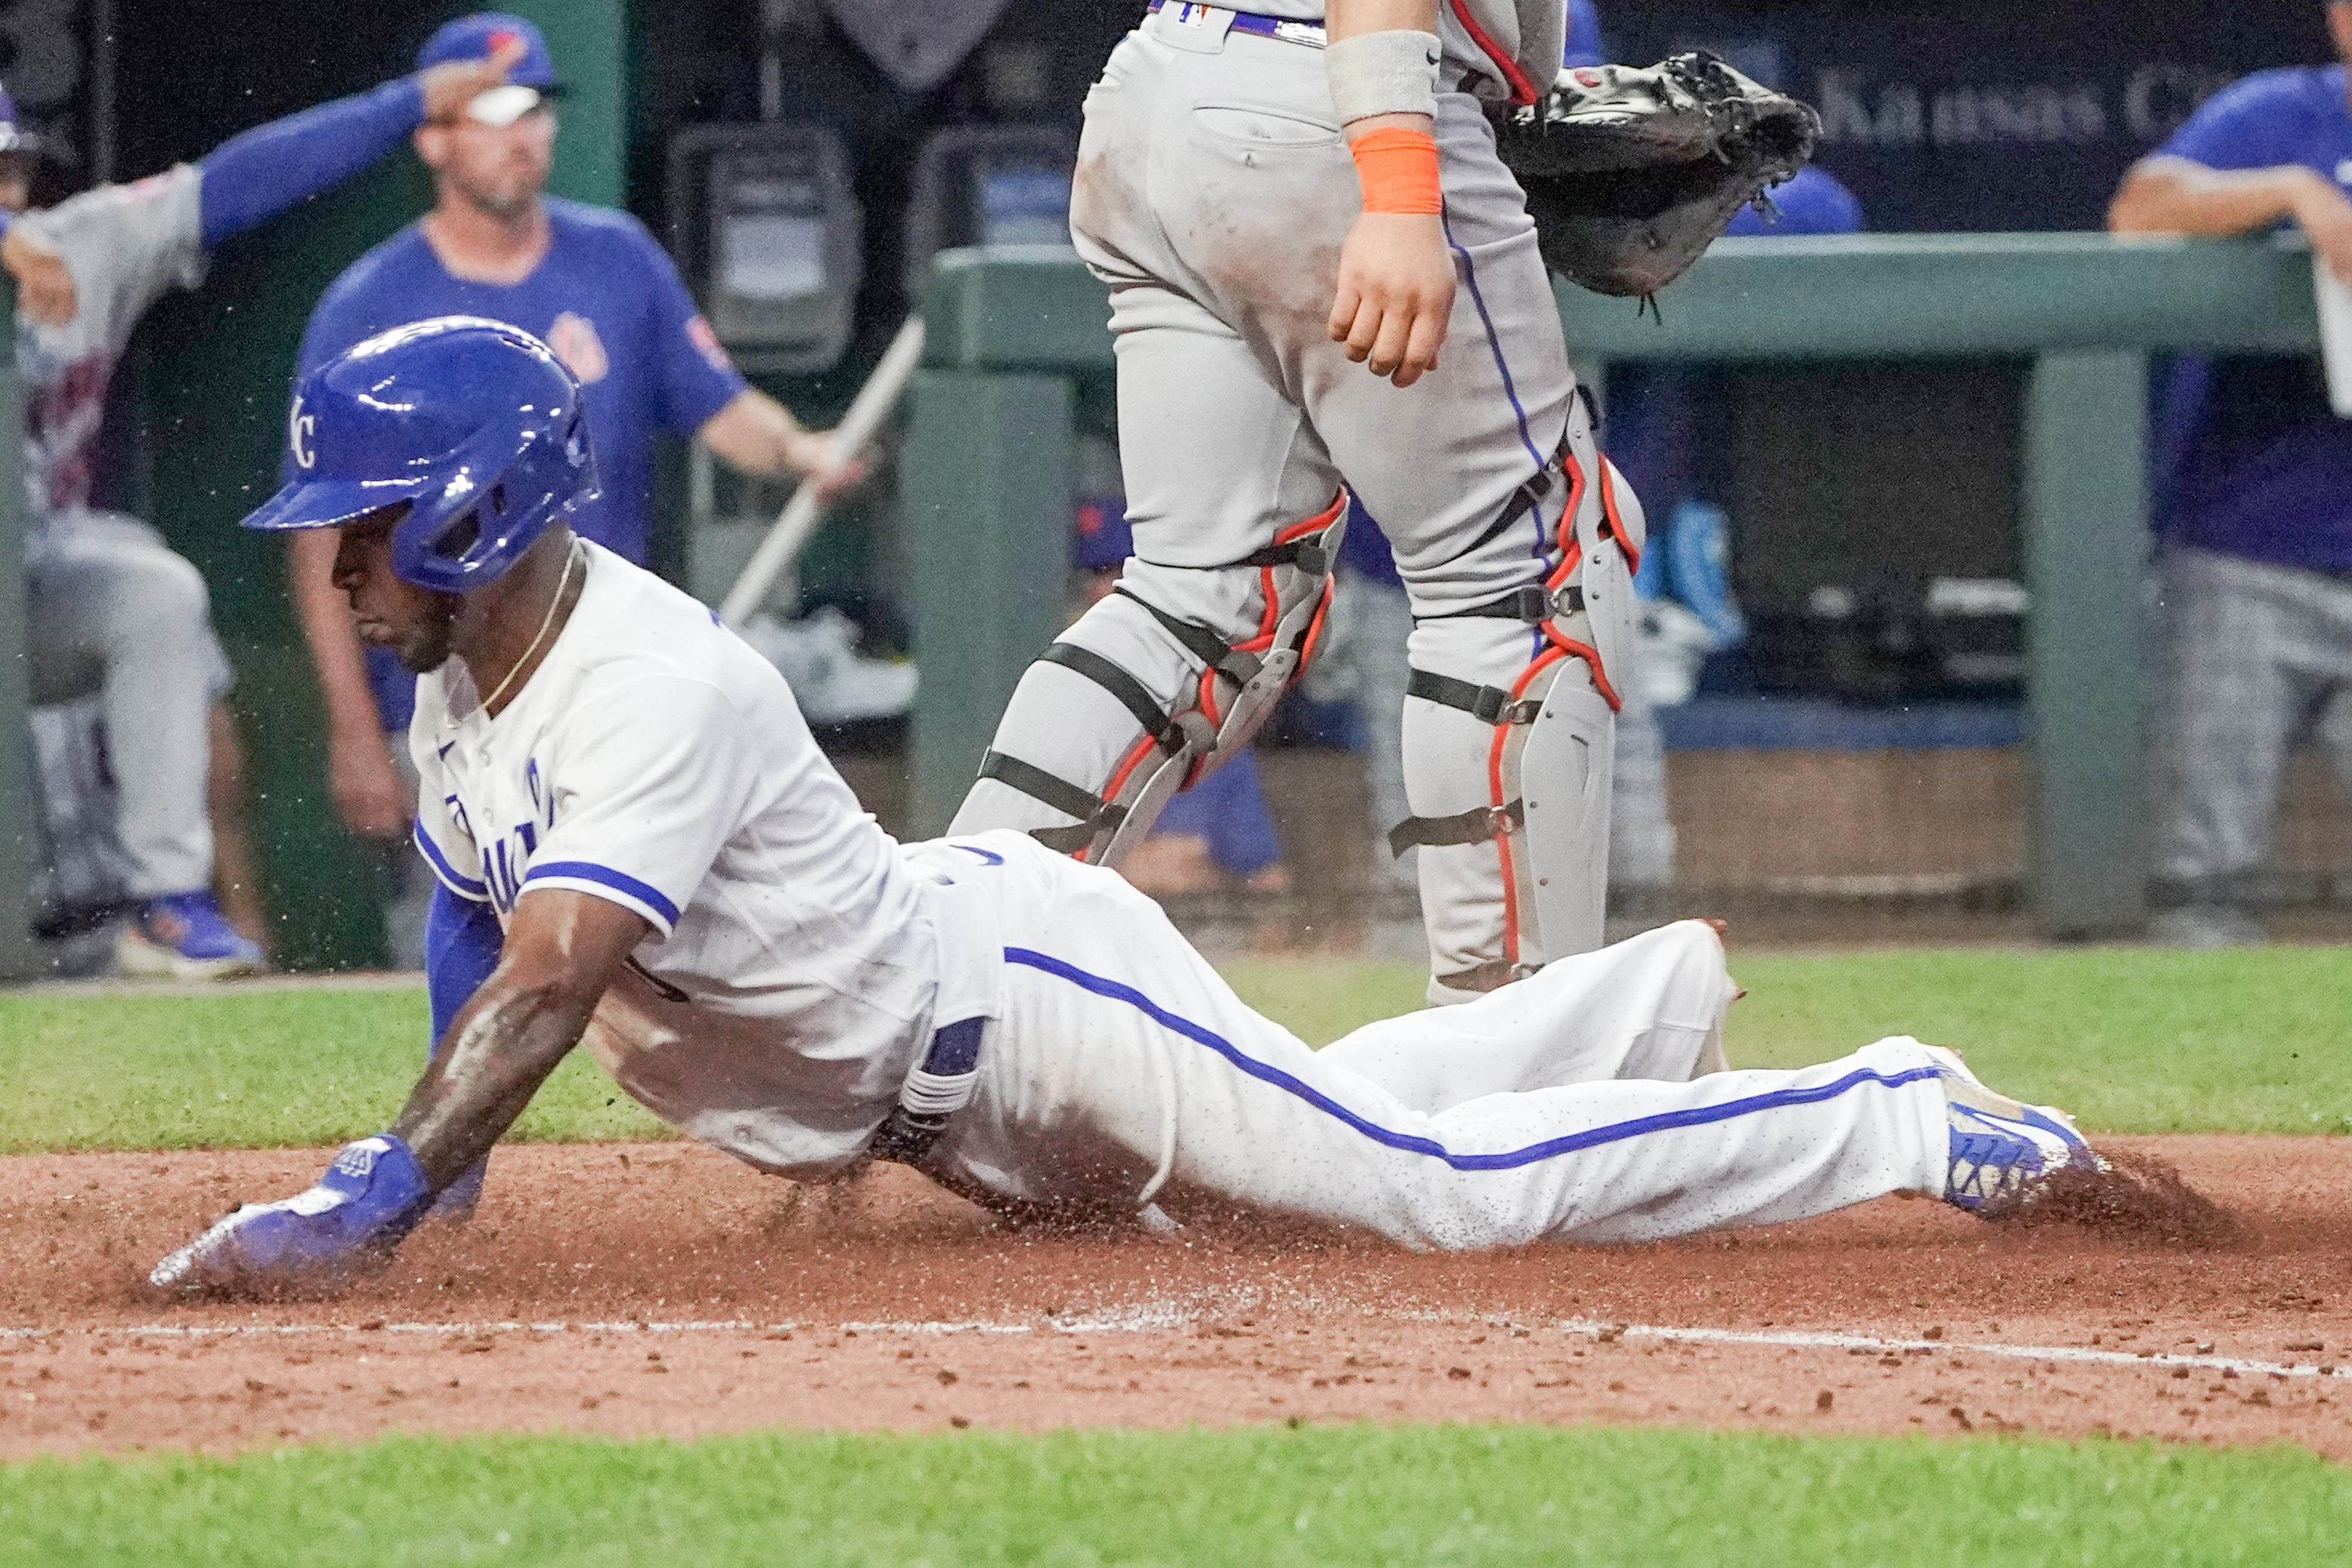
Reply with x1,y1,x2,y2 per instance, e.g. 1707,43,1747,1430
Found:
897,233,2328,942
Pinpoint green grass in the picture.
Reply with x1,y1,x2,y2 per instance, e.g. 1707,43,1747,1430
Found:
5,945,2349,1154
7,1424,2350,1566
1227,944,2352,1137
0,988,670,1155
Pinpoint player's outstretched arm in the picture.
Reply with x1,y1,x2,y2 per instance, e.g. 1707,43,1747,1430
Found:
389,889,647,1188
193,38,525,251
2110,156,2352,283
150,889,647,1294
1324,0,1453,388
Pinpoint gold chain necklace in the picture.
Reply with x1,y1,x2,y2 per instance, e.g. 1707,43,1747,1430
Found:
481,540,580,716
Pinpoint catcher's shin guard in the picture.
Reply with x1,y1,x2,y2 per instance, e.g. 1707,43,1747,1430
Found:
950,495,1345,864
1394,432,1643,1002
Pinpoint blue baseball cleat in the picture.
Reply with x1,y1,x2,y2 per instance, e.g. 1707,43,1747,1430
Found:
1928,1045,2097,1214
116,891,265,981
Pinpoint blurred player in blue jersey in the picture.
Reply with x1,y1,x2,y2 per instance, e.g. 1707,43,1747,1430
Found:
0,48,521,976
2109,2,2352,946
284,14,860,963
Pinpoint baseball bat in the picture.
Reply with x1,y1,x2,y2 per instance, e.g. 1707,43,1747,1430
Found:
719,314,927,628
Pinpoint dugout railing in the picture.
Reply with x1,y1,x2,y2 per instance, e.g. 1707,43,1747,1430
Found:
898,233,2326,942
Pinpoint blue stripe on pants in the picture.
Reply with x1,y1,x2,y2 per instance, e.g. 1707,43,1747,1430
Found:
1003,947,1940,1172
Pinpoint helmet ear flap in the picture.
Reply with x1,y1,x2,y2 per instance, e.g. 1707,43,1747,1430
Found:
426,506,483,563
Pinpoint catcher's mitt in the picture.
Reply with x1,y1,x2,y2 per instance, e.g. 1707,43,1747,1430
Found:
1496,51,1821,301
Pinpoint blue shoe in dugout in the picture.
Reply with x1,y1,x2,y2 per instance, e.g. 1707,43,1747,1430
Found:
116,891,265,981
1928,1044,2098,1214
1663,499,1747,650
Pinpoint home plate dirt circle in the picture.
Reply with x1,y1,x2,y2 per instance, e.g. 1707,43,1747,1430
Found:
4,1137,2347,1458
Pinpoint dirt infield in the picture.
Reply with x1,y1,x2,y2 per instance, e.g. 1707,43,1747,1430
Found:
5,1136,2349,1461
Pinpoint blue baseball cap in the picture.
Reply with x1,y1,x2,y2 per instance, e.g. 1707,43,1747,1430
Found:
0,84,43,157
418,13,564,92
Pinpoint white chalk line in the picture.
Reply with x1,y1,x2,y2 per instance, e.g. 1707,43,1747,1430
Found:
0,1310,1193,1343
1548,1317,2344,1381
3,1311,2341,1381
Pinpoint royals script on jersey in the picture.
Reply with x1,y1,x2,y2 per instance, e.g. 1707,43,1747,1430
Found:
409,542,948,1177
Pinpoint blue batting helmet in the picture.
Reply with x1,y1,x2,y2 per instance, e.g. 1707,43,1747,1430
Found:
243,316,599,595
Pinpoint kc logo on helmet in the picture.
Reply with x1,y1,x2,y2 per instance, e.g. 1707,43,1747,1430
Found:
289,396,318,472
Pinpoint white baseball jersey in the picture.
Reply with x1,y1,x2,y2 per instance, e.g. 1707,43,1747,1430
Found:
16,165,208,533
410,541,954,1178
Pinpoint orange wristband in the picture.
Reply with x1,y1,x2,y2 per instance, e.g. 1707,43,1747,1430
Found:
1350,127,1442,216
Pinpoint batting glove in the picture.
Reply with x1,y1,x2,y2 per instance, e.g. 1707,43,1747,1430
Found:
150,1134,435,1292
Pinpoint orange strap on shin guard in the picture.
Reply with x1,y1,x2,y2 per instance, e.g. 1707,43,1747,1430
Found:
1350,127,1442,215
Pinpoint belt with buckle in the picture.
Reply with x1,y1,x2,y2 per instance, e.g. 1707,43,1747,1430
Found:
868,1015,987,1167
1148,0,1326,48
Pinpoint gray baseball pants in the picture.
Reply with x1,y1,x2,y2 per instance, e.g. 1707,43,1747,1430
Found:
28,510,231,898
952,9,1635,999
2152,545,2352,911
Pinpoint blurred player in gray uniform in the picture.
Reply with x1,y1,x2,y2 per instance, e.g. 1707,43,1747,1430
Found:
0,51,519,976
952,0,1642,1004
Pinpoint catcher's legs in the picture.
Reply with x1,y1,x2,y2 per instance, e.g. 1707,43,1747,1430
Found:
948,292,1346,860
1025,17,1644,996
1384,401,1645,1002
1186,106,1643,999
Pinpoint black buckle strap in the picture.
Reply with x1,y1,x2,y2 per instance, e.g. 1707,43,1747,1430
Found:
1038,642,1184,753
1435,957,1543,994
1239,538,1334,577
1460,466,1556,560
977,751,1125,852
1388,798,1525,858
1028,821,1105,855
1418,581,1583,626
1406,668,1542,727
1115,588,1263,685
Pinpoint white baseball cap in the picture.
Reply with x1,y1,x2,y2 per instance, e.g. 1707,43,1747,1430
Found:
466,84,546,128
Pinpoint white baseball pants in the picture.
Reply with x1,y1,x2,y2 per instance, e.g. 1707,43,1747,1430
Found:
929,833,1949,1251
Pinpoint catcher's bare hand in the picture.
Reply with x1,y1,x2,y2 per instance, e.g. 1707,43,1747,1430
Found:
1328,212,1454,388
419,35,528,124
4,221,76,327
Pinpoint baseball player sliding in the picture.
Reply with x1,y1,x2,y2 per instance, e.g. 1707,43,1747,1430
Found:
153,320,2093,1290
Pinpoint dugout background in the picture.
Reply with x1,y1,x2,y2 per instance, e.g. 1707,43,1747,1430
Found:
11,0,2329,967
